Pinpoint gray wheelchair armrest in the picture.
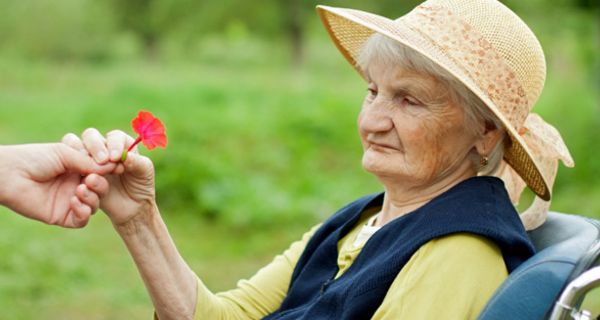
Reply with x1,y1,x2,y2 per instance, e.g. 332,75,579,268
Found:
478,212,600,320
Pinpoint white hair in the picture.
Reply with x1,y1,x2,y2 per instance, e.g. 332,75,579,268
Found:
357,33,507,175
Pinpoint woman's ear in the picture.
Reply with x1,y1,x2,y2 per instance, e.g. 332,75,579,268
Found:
475,121,505,156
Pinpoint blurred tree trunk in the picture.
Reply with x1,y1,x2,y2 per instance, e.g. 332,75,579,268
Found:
284,0,304,67
577,0,600,9
109,0,161,61
142,32,159,61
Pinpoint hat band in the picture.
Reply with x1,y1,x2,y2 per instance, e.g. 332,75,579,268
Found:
400,4,530,129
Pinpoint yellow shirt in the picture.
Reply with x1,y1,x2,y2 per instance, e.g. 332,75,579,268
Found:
189,210,508,319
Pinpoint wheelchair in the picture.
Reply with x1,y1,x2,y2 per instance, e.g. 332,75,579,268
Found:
479,212,600,320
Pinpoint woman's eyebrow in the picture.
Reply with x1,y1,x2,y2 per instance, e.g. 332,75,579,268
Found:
389,82,428,97
391,82,446,105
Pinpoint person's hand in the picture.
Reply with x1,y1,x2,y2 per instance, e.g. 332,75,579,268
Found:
62,129,156,226
0,143,117,228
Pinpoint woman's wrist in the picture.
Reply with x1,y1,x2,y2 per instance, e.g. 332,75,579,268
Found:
111,201,197,319
112,199,160,235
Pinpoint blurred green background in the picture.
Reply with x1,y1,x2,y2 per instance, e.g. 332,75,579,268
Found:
0,0,598,318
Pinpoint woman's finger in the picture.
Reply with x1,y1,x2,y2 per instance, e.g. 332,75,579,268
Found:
123,152,154,177
113,163,125,175
106,130,129,162
75,184,100,214
83,174,110,198
68,196,91,228
81,128,109,164
61,133,87,154
54,144,118,176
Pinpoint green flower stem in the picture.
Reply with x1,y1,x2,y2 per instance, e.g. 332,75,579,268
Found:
122,136,142,162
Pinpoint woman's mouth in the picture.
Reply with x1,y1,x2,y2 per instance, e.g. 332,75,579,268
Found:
368,141,400,152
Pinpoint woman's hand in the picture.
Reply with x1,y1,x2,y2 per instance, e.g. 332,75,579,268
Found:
64,129,198,320
62,129,156,225
0,143,116,227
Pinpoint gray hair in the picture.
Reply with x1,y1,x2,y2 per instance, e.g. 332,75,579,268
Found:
357,33,507,175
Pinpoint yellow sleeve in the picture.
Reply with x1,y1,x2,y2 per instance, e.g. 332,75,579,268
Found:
371,233,508,320
190,223,321,320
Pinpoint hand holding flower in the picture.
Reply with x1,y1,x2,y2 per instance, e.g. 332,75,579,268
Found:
62,111,167,225
122,111,168,161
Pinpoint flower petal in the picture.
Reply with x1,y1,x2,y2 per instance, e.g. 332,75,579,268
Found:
131,110,168,150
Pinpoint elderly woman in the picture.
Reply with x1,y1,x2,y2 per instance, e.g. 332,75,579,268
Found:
62,0,572,319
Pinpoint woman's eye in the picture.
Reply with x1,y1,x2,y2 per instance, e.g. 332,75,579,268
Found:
403,97,420,106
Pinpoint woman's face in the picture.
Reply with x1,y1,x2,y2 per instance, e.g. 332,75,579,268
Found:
358,61,479,187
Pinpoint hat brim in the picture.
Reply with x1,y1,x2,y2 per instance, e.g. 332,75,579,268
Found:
317,5,551,200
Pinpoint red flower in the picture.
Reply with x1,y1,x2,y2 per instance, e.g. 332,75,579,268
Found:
121,111,168,161
129,111,168,151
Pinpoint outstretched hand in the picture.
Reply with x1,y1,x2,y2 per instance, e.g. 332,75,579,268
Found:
0,143,117,228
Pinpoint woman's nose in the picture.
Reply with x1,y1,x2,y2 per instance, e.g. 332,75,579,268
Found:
359,100,394,133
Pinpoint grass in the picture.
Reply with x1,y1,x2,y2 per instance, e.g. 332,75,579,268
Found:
0,206,313,319
0,29,598,318
0,40,381,318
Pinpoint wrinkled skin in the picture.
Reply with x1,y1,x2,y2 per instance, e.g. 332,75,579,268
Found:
358,62,503,225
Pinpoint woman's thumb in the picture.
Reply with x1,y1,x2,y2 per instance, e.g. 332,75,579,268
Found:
123,152,154,178
57,144,115,175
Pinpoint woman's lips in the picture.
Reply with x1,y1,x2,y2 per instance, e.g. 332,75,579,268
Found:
368,141,400,152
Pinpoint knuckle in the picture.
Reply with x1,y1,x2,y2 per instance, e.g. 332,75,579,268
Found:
61,132,78,142
82,128,96,136
147,158,155,171
47,215,61,225
76,218,89,228
56,143,72,154
106,129,125,137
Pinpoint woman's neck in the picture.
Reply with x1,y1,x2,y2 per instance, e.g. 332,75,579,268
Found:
375,166,477,227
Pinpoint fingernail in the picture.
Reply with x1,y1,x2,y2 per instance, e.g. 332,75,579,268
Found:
95,151,107,162
88,175,97,186
110,150,120,160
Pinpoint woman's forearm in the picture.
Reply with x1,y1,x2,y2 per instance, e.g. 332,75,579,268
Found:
114,202,197,320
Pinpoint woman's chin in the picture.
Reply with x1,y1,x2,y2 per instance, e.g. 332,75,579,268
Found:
362,152,394,175
361,151,413,181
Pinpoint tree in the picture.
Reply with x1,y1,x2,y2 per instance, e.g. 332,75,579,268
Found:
108,0,161,59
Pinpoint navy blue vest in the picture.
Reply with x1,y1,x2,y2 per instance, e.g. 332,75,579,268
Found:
263,176,535,320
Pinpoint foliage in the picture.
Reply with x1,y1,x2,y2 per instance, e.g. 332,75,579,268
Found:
2,0,595,62
0,0,598,317
0,0,116,61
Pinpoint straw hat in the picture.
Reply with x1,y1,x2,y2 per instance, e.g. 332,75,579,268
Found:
317,0,558,200
497,113,574,230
